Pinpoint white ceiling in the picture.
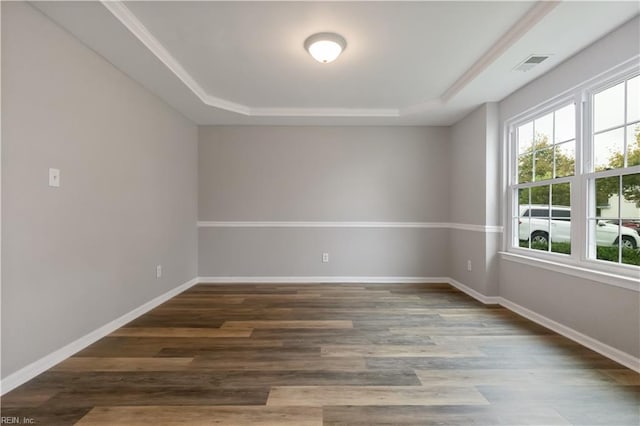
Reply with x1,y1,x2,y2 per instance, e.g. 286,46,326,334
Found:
33,1,640,125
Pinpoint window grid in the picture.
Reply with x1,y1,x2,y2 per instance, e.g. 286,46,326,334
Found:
507,67,640,275
512,102,576,255
587,74,640,267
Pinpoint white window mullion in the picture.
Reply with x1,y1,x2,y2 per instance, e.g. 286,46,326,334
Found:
578,93,590,263
617,175,623,263
623,79,629,168
508,127,518,249
552,110,557,179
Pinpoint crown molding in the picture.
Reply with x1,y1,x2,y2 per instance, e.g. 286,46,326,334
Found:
440,1,560,102
249,107,400,118
102,0,555,117
101,1,250,115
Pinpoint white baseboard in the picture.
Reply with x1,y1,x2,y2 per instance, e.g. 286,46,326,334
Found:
0,277,198,395
498,297,640,373
447,278,501,304
445,277,639,373
198,276,449,284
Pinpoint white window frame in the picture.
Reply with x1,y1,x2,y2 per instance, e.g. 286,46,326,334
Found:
583,73,640,272
504,61,640,285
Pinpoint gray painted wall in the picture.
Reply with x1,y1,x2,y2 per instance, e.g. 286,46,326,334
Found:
499,259,640,357
199,228,449,278
198,126,451,277
449,105,489,226
1,3,198,378
448,103,500,296
498,16,640,357
199,126,450,222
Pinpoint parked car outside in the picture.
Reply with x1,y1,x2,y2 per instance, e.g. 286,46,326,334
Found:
604,219,640,234
519,205,640,249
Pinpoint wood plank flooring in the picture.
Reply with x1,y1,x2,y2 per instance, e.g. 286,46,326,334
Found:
1,283,638,425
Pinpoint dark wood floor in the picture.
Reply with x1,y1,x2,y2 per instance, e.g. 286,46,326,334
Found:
1,283,638,425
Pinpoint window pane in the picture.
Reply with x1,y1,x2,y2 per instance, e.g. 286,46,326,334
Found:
516,218,529,248
518,153,533,184
534,113,553,146
530,185,550,251
534,147,553,181
595,176,620,218
531,185,550,208
621,173,640,265
555,104,575,143
518,188,530,216
627,75,639,123
621,173,640,226
594,81,625,132
555,141,575,178
552,183,571,214
627,124,640,167
621,241,640,266
592,220,622,264
518,122,533,155
531,219,550,252
551,183,571,254
594,128,624,171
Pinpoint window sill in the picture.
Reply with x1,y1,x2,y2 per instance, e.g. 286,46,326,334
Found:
500,251,640,292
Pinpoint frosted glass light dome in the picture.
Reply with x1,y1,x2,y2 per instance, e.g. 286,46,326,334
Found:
304,33,347,64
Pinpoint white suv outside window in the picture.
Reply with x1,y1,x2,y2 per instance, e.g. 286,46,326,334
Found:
519,205,640,249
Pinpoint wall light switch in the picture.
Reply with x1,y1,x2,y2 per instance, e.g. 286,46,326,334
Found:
322,253,329,263
467,260,472,272
49,168,60,187
156,265,162,278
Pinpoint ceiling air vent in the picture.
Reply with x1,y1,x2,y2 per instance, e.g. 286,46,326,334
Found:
514,55,550,72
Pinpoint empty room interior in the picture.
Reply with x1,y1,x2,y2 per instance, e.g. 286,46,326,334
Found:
1,1,640,425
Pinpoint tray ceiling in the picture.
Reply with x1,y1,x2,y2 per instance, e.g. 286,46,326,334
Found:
33,1,640,125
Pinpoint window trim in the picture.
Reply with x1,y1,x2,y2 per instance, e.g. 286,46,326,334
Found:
507,94,582,263
504,60,640,285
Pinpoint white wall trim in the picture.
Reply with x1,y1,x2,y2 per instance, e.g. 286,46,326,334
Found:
250,107,399,118
197,221,504,233
447,278,501,304
498,297,640,373
446,276,639,373
198,276,449,284
197,221,449,229
101,0,249,115
500,251,640,292
450,223,504,233
0,277,199,395
441,1,559,102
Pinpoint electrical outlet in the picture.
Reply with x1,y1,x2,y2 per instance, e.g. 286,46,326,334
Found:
322,253,329,263
467,260,472,272
156,265,162,278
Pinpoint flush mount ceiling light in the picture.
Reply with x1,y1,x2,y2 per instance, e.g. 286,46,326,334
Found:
304,32,347,64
